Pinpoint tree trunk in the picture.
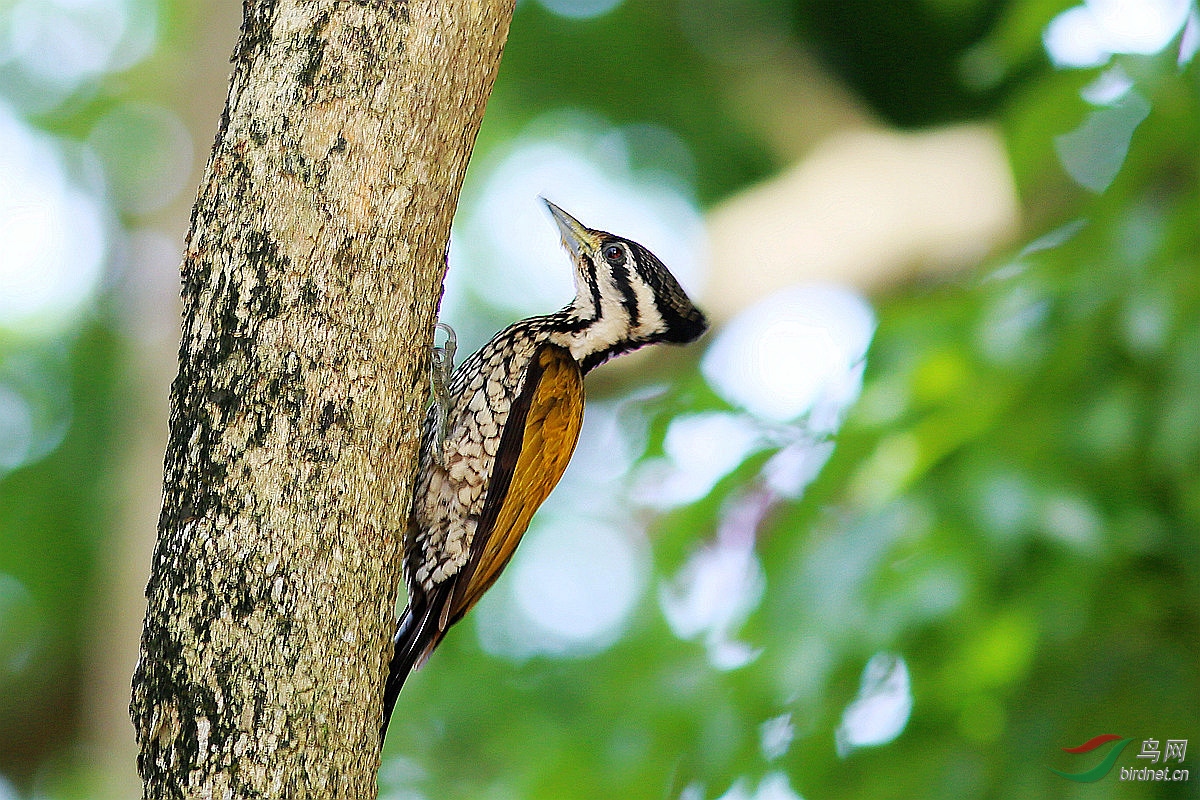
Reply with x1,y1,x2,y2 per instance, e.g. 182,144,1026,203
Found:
130,3,515,798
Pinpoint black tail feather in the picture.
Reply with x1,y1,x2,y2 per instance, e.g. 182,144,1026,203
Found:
381,603,422,741
381,591,454,742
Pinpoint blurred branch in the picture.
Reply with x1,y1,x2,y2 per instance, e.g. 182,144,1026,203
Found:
129,2,514,797
705,124,1019,320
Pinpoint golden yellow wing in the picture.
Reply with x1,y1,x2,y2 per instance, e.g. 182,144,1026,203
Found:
447,343,584,625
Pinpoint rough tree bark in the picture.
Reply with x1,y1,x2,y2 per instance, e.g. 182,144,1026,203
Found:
130,3,515,798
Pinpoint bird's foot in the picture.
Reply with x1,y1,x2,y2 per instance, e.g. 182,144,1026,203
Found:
430,322,457,467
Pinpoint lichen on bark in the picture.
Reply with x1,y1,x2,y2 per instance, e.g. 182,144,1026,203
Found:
130,3,516,797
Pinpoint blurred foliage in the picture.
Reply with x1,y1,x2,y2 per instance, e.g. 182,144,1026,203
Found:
0,0,1198,798
487,1,780,202
0,323,121,783
790,0,1012,124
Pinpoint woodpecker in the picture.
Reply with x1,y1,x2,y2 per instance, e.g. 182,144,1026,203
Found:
381,199,707,740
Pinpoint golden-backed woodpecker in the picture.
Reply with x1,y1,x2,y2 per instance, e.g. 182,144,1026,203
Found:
381,199,707,739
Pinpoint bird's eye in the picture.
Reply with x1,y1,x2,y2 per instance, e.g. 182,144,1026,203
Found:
603,244,625,265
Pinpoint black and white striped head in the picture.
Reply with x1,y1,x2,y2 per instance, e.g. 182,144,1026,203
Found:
543,199,708,371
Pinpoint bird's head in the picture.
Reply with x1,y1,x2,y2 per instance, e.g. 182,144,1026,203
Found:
542,198,707,369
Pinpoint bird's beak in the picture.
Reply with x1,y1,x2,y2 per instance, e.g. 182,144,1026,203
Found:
542,198,600,262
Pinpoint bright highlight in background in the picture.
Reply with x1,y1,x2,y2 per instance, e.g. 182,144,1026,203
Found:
836,653,913,757
1043,0,1192,67
535,0,624,19
640,411,764,508
702,772,804,800
0,103,106,329
0,0,158,111
659,491,772,671
475,519,647,659
702,286,875,426
512,520,643,646
639,287,873,513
